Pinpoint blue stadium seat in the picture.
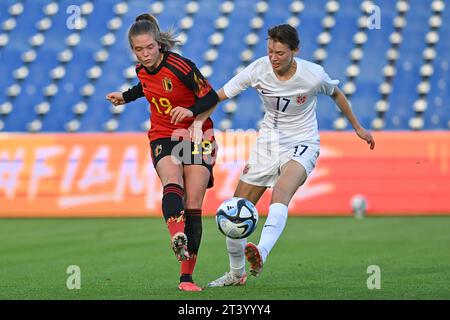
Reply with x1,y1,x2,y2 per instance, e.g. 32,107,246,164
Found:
0,0,449,132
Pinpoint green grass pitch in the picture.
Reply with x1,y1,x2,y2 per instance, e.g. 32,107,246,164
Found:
1,216,449,300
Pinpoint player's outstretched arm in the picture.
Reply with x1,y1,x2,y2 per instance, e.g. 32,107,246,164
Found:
188,88,228,144
106,92,126,106
106,82,145,106
331,87,375,150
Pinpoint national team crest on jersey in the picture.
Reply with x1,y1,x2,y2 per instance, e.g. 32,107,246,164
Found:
297,95,307,105
162,77,173,92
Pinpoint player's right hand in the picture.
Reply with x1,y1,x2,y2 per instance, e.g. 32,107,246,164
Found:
106,92,125,106
188,120,204,145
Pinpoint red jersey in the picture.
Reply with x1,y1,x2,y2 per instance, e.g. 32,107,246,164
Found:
135,51,215,142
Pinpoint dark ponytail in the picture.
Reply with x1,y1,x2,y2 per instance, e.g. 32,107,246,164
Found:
128,13,180,51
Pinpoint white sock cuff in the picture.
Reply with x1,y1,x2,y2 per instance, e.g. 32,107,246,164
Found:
269,203,288,218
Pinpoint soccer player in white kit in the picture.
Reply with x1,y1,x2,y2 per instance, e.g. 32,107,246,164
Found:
191,24,375,287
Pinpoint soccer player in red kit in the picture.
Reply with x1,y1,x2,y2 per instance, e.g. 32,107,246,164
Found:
106,13,218,292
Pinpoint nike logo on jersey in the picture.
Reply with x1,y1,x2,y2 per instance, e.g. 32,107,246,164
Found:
260,89,272,95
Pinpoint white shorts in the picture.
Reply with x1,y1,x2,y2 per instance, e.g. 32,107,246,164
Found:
239,134,320,188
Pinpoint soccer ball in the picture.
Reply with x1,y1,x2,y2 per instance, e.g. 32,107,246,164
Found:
215,197,259,239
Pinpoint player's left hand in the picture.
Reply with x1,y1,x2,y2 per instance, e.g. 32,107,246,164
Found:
170,107,193,125
355,127,375,150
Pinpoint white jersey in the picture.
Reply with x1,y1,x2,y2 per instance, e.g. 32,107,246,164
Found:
223,56,339,145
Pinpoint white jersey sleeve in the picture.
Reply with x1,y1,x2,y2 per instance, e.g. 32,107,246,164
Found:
316,68,339,96
222,58,263,98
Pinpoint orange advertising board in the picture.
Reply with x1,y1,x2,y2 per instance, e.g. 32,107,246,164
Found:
0,132,449,217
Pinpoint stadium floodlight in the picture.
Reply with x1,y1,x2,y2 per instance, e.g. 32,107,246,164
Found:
177,32,188,46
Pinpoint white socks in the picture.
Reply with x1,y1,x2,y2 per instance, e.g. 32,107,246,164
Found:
226,236,247,276
225,203,288,274
258,203,288,263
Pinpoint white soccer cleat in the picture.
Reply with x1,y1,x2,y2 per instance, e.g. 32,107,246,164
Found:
207,272,247,287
